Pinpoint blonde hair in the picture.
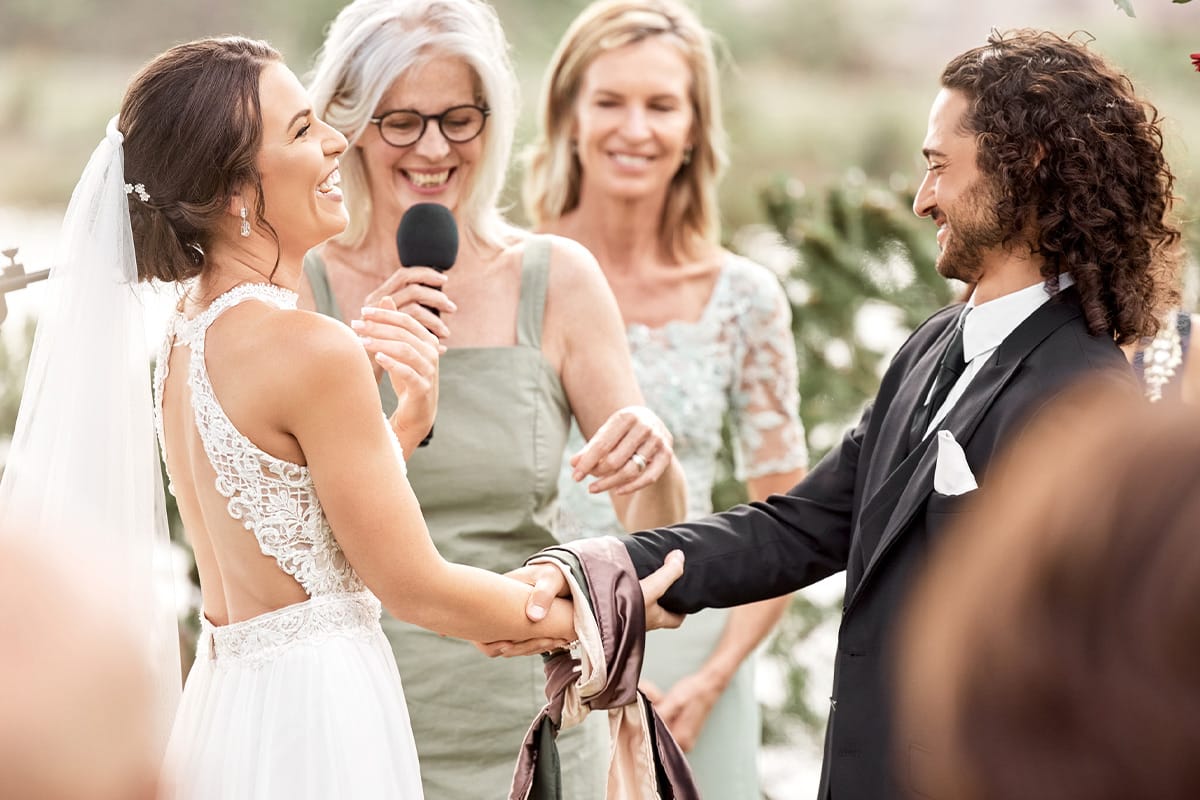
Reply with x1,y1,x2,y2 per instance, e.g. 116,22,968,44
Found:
307,0,518,251
523,0,724,262
523,0,727,263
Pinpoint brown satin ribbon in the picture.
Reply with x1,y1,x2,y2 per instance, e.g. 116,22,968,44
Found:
510,537,699,800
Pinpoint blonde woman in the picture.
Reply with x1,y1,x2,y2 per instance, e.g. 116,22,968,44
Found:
301,0,687,797
525,1,808,796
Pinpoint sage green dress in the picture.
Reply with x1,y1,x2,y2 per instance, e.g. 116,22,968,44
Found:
304,237,607,800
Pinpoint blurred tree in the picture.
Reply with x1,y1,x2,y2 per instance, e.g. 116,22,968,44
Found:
715,172,952,747
717,172,949,503
769,174,951,451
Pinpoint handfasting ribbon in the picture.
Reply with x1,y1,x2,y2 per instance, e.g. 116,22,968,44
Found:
510,536,698,800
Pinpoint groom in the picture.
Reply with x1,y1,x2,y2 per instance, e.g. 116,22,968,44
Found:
505,29,1180,799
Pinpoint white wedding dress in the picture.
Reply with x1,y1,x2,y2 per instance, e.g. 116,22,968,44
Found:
156,284,424,799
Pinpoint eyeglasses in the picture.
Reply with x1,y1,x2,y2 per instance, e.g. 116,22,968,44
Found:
368,105,490,148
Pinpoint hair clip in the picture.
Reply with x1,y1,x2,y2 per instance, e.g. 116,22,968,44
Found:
124,182,151,203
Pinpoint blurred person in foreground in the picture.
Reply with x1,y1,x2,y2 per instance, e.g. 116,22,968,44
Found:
302,0,687,796
523,1,807,794
898,385,1200,800
0,535,161,800
500,29,1181,800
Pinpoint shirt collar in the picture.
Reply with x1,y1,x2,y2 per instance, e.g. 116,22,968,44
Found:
960,273,1074,362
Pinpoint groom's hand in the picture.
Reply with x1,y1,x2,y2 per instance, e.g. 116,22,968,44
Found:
473,562,572,658
476,551,685,658
642,550,685,631
513,550,685,627
513,563,570,623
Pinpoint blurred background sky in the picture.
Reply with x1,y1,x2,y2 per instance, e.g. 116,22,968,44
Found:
1,0,1197,233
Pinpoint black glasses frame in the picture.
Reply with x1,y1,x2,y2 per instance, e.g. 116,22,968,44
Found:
368,104,491,147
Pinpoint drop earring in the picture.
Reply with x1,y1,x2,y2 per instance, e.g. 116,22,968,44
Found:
681,146,693,167
240,207,251,238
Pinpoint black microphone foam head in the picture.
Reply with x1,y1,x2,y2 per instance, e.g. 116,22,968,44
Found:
396,203,458,271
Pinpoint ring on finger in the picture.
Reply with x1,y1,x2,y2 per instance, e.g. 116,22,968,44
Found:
630,452,648,474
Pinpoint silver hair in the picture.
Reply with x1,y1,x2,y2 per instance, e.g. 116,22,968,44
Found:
307,0,519,251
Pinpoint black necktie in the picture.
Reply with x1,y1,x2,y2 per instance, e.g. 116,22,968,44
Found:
911,315,968,448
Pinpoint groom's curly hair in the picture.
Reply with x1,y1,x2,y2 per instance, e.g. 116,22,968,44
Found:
941,29,1181,345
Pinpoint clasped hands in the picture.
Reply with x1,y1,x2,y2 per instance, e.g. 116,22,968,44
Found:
476,550,687,658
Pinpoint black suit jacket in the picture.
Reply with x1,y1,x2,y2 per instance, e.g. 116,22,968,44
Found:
622,288,1135,800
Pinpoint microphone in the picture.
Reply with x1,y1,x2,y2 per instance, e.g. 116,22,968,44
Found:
0,247,51,327
396,203,457,318
394,204,458,446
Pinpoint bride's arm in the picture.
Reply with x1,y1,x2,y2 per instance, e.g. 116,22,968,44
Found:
277,311,575,645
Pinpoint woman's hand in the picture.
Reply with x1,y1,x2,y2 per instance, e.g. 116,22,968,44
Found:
363,266,456,340
649,670,724,752
351,297,444,454
569,405,675,496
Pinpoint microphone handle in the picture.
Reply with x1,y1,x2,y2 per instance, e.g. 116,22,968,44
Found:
398,273,446,446
420,290,439,443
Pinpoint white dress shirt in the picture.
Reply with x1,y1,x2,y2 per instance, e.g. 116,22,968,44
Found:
924,274,1075,436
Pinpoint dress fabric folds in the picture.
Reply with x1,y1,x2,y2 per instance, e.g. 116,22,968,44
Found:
166,592,422,799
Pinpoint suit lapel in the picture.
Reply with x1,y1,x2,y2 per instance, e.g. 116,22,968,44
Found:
845,289,1085,613
844,318,955,585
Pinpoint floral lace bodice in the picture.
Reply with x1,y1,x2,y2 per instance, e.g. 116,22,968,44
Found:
556,254,808,540
153,283,366,597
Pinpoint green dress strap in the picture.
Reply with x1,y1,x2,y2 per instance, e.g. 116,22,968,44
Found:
517,235,553,349
304,241,554,415
302,249,343,323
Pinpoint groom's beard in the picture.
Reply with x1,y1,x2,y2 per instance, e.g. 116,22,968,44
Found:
935,175,1007,285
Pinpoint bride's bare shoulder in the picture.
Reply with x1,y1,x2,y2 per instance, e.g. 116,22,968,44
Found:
265,306,367,385
207,302,370,398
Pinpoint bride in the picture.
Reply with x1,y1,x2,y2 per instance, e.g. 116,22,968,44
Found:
0,36,681,798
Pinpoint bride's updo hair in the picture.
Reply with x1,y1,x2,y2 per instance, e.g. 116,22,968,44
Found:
118,36,281,283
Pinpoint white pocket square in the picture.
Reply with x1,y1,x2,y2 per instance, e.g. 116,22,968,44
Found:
933,430,979,496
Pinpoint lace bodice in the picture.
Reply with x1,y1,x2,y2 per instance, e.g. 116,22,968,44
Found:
556,254,808,539
153,283,366,597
